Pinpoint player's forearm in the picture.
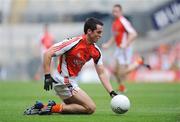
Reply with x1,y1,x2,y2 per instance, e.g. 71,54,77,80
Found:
103,37,114,48
43,51,52,74
95,65,114,93
127,32,138,45
99,72,113,93
98,69,113,93
107,37,114,46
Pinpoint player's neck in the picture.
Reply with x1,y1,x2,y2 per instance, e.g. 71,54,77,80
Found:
115,15,122,19
86,35,93,44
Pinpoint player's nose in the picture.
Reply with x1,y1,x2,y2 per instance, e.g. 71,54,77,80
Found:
99,34,102,38
99,33,102,38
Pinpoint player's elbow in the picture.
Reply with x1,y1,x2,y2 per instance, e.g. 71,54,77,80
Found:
44,51,50,59
128,32,138,41
44,49,53,59
133,31,138,39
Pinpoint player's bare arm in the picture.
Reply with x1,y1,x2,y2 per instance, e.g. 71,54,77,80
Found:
43,45,61,74
102,36,115,49
95,64,113,93
43,47,53,74
125,31,138,48
43,46,59,90
95,64,117,97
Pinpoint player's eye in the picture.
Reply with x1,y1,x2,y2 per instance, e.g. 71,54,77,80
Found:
97,31,102,34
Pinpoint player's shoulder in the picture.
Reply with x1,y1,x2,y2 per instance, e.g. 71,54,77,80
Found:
64,35,82,42
53,36,82,47
119,15,126,20
93,43,102,54
92,43,103,65
63,35,83,43
120,16,131,24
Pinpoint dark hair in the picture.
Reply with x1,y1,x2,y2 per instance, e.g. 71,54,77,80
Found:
84,17,103,34
113,4,122,10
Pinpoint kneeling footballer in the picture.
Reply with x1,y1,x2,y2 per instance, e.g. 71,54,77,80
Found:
24,17,117,115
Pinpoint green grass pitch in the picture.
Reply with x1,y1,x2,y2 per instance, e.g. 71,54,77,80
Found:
0,81,179,122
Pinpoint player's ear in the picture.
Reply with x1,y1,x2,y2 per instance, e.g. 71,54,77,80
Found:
87,29,92,34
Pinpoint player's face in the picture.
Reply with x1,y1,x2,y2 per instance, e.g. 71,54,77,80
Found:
88,24,103,43
112,7,122,18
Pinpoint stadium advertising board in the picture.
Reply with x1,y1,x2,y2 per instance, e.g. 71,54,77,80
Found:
152,0,180,30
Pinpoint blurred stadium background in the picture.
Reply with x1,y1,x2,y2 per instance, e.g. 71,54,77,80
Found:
0,0,180,122
0,0,179,83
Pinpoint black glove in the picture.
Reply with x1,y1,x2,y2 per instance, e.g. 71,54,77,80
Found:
110,91,118,98
44,74,57,91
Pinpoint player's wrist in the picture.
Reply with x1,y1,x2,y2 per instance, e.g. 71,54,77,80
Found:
44,74,51,79
109,90,118,97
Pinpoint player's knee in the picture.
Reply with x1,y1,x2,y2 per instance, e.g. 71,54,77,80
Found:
113,69,119,76
86,103,96,114
114,69,122,77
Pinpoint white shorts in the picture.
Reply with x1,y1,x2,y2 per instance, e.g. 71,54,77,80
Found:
114,46,133,65
52,70,80,100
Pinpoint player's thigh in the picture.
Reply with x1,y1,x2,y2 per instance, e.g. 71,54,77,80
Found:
64,88,96,111
114,59,120,73
117,65,128,78
115,60,127,74
125,47,133,64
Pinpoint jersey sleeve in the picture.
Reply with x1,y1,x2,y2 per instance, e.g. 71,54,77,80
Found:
93,44,103,65
120,17,136,34
51,37,81,57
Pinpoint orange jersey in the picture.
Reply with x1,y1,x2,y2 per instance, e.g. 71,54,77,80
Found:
41,32,54,49
112,16,136,47
52,35,102,77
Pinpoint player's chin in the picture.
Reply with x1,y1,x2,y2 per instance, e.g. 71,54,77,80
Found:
94,38,100,42
93,40,98,43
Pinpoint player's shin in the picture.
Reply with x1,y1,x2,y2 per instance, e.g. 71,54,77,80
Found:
122,57,144,75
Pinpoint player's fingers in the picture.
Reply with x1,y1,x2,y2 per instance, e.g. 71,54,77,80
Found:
48,85,50,90
50,83,53,89
44,83,47,90
46,84,49,91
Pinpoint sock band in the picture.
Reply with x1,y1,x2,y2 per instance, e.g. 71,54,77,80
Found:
51,104,63,113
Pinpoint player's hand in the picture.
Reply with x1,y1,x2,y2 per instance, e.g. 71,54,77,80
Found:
110,91,118,98
120,44,128,49
44,74,57,91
